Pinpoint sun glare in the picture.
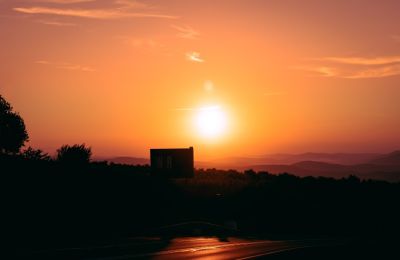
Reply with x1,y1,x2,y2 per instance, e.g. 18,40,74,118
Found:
195,106,227,139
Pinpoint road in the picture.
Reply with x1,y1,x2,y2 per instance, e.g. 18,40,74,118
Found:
133,237,330,260
24,236,347,259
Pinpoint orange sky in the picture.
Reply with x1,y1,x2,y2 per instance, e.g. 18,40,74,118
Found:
1,0,400,159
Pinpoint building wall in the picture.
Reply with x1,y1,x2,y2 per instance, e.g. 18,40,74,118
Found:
150,147,194,178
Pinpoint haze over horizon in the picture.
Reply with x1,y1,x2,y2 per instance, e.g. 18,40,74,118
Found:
1,0,400,160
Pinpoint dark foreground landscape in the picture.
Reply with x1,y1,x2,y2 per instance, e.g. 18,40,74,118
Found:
4,154,400,259
15,236,400,259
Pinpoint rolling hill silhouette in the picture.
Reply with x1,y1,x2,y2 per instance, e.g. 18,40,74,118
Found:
211,151,400,182
201,152,380,168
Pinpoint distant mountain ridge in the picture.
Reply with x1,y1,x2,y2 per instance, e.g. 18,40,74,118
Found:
369,151,400,165
96,151,400,182
208,152,381,167
204,151,400,182
102,157,149,165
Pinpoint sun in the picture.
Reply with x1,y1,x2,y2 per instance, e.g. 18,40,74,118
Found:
195,105,227,139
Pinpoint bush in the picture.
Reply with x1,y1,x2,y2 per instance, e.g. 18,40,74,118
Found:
56,144,92,166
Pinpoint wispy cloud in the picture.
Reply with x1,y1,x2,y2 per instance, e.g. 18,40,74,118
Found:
174,105,220,111
36,60,95,72
114,0,150,9
186,52,204,63
36,60,52,64
297,54,400,79
14,6,177,19
119,36,163,48
295,66,337,77
171,25,199,39
36,19,76,26
317,56,400,65
33,0,96,3
14,1,177,20
343,64,400,79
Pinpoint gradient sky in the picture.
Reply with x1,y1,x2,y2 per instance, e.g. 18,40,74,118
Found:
1,0,400,159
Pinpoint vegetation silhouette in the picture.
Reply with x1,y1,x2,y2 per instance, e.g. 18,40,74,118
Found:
56,144,92,166
0,95,28,154
21,147,51,161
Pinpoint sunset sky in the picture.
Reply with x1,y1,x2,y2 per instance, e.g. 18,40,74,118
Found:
1,0,400,159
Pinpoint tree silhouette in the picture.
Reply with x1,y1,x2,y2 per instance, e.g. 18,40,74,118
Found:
0,95,29,154
21,147,51,161
56,144,92,165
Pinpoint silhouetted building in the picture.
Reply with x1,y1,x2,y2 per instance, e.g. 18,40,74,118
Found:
150,147,194,178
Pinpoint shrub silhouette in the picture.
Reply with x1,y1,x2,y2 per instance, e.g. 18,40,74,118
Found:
0,95,29,154
56,144,92,165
